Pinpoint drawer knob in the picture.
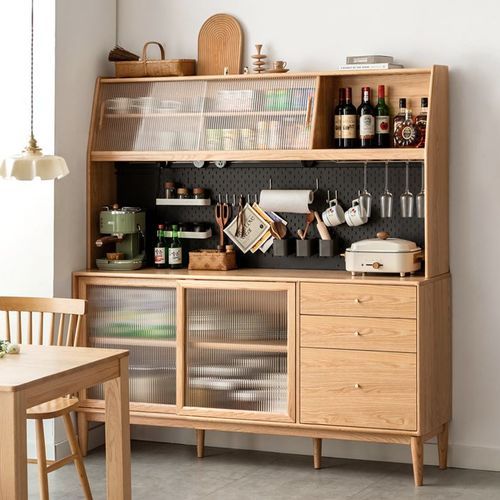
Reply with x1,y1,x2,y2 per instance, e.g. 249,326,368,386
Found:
354,298,361,304
354,383,361,389
354,331,360,336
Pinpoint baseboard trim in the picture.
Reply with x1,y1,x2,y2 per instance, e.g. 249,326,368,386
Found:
130,425,500,472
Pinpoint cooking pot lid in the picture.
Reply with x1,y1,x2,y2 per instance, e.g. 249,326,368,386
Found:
349,232,420,253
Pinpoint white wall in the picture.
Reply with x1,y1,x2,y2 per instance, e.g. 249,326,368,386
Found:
52,0,116,452
118,0,500,470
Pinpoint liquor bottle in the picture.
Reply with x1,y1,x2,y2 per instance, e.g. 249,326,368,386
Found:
394,108,420,148
334,88,346,148
375,85,390,147
168,224,183,269
154,224,166,269
357,87,375,148
393,98,407,147
341,87,357,148
415,97,428,148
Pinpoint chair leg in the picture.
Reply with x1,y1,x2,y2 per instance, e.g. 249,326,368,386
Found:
437,422,449,470
63,413,93,500
410,436,424,486
313,438,322,469
77,411,89,457
196,429,205,458
35,419,50,500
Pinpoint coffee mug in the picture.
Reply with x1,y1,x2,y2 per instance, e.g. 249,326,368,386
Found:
345,199,368,227
322,199,345,227
273,60,287,70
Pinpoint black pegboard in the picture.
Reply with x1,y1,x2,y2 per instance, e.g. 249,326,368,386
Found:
116,161,425,270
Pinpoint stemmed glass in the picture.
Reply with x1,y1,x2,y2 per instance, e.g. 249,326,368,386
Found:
416,163,425,218
400,161,414,218
359,161,372,217
380,161,393,218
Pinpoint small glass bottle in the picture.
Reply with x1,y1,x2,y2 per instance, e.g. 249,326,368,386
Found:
176,187,190,199
168,225,183,269
164,181,176,199
154,224,166,269
394,108,420,148
415,97,428,148
192,187,206,199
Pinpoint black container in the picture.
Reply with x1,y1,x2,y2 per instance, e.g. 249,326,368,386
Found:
319,239,336,257
296,239,317,257
273,239,292,257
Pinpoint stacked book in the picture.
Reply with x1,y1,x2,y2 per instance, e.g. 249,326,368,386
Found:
339,55,403,71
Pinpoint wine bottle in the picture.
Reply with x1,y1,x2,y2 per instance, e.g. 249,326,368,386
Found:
154,224,166,269
334,88,346,148
168,224,183,269
357,87,375,148
415,97,428,148
375,85,390,147
341,87,357,148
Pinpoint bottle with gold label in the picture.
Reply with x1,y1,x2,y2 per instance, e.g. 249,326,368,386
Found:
334,88,346,148
341,87,357,148
394,107,420,148
415,97,428,148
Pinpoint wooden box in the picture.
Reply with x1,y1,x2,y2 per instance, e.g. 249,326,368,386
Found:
188,250,237,271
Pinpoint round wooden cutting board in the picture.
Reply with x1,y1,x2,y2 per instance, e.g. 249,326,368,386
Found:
197,13,243,75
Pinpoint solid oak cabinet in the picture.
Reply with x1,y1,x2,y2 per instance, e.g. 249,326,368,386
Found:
73,269,451,486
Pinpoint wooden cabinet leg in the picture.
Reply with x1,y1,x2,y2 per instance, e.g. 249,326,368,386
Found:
77,410,89,457
196,429,205,458
410,436,424,486
437,422,449,470
313,438,322,469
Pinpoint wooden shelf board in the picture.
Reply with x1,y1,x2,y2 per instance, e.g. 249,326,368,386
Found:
92,336,176,348
90,148,425,163
104,110,307,119
189,339,287,353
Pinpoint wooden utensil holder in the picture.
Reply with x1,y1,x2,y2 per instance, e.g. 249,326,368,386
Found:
188,250,237,271
115,41,196,78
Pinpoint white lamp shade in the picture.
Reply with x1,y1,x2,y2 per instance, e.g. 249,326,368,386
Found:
0,150,69,180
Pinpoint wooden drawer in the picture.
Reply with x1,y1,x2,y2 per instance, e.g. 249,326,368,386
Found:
300,283,416,319
300,316,416,353
300,348,416,430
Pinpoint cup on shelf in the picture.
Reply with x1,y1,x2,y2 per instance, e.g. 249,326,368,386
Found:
322,199,345,227
106,97,130,114
345,199,368,227
273,60,287,71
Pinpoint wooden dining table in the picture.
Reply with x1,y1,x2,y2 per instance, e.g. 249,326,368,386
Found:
0,344,131,500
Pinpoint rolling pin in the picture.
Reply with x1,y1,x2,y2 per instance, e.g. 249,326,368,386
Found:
314,211,331,240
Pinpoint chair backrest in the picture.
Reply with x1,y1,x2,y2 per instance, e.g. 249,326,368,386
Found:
0,297,87,347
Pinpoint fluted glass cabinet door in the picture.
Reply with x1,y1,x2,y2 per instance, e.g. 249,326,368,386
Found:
179,281,295,422
82,280,177,409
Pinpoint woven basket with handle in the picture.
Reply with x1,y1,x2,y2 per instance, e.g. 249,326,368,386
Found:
115,41,196,78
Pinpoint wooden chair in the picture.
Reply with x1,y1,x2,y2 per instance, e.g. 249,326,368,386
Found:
0,297,92,500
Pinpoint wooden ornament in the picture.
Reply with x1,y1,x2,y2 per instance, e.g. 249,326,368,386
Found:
251,44,267,74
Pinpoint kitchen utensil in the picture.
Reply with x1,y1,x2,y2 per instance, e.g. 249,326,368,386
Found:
314,211,331,240
303,211,315,239
297,229,305,240
296,239,316,257
416,165,425,218
198,14,243,75
321,191,345,227
319,240,336,257
95,205,145,271
400,161,414,218
235,195,245,237
270,220,287,239
345,199,368,227
223,204,270,253
215,195,230,250
273,239,291,257
380,161,393,218
359,162,372,217
251,44,267,73
343,231,423,277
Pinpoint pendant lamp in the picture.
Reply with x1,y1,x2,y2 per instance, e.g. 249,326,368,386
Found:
0,0,69,180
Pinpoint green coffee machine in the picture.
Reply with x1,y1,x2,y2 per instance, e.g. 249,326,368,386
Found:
95,205,145,271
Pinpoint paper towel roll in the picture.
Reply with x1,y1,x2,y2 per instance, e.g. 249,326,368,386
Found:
259,190,314,214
